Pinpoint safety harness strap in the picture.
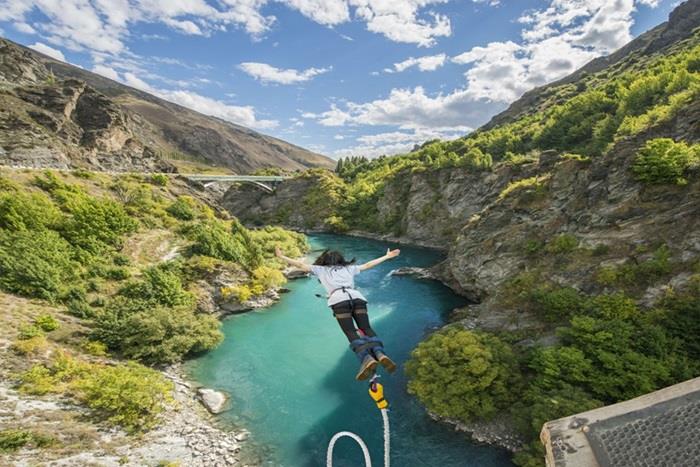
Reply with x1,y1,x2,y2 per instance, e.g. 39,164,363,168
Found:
351,341,376,354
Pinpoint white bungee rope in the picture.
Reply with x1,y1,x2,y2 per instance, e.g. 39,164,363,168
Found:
326,377,390,467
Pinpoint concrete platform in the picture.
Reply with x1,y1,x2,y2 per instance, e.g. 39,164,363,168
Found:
541,377,700,467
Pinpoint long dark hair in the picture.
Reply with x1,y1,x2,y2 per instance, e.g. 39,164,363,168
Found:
313,250,356,267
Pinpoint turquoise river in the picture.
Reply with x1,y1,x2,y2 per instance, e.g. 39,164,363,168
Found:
186,233,514,467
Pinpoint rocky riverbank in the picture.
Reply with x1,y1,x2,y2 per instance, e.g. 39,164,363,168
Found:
0,344,251,467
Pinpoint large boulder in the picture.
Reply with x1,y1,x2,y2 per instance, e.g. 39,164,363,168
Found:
196,388,228,414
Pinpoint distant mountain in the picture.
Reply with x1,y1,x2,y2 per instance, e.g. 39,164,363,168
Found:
0,37,334,173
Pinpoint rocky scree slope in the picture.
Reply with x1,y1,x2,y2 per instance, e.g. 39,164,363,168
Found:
0,37,333,173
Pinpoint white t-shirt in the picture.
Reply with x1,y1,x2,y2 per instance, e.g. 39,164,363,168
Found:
310,265,367,306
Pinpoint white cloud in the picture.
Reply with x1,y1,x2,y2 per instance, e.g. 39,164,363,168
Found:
4,0,454,58
28,42,65,61
386,53,447,73
92,64,120,80
239,62,330,84
162,18,203,35
283,0,349,25
350,0,451,47
334,127,471,158
15,22,36,34
305,86,496,131
159,89,278,129
446,0,656,103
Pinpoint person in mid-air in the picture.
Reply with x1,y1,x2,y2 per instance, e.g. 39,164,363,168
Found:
275,246,401,380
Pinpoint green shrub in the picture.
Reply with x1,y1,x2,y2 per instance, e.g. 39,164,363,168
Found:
72,362,173,433
166,196,197,220
498,175,550,201
546,234,579,254
186,219,262,269
248,225,309,260
523,239,544,256
632,138,700,185
113,254,131,266
0,191,61,231
657,280,700,362
18,324,44,340
537,90,617,154
0,429,56,453
531,287,585,322
93,303,222,364
558,316,681,402
67,299,95,319
406,327,519,422
93,265,221,364
71,168,94,179
34,314,59,332
222,284,252,302
118,264,194,309
60,195,138,255
592,244,610,256
587,293,638,320
324,215,349,233
0,229,76,302
595,245,671,288
81,339,108,356
11,336,48,355
150,174,169,186
19,354,173,433
104,267,131,281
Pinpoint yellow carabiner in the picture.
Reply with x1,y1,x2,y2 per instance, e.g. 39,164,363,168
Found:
368,380,389,410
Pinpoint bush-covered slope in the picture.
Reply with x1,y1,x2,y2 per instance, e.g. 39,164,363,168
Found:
0,167,306,463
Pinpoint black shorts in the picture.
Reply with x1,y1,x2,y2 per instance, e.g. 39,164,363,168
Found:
330,299,367,315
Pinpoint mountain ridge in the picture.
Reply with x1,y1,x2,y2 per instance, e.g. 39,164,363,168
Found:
0,37,334,173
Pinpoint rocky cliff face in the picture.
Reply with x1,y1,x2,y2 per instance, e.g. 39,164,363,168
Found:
0,37,334,173
443,100,699,325
0,41,175,172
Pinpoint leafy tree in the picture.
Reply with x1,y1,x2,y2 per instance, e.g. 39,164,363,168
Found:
118,265,195,309
406,327,519,422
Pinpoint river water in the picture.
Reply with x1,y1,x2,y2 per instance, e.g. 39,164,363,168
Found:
186,233,514,467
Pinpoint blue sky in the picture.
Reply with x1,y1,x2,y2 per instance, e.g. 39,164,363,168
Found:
0,0,678,159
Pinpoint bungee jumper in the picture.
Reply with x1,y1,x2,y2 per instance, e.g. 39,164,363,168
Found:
275,246,400,380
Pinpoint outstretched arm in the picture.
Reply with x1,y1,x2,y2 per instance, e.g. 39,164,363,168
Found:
275,246,312,272
359,248,400,271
